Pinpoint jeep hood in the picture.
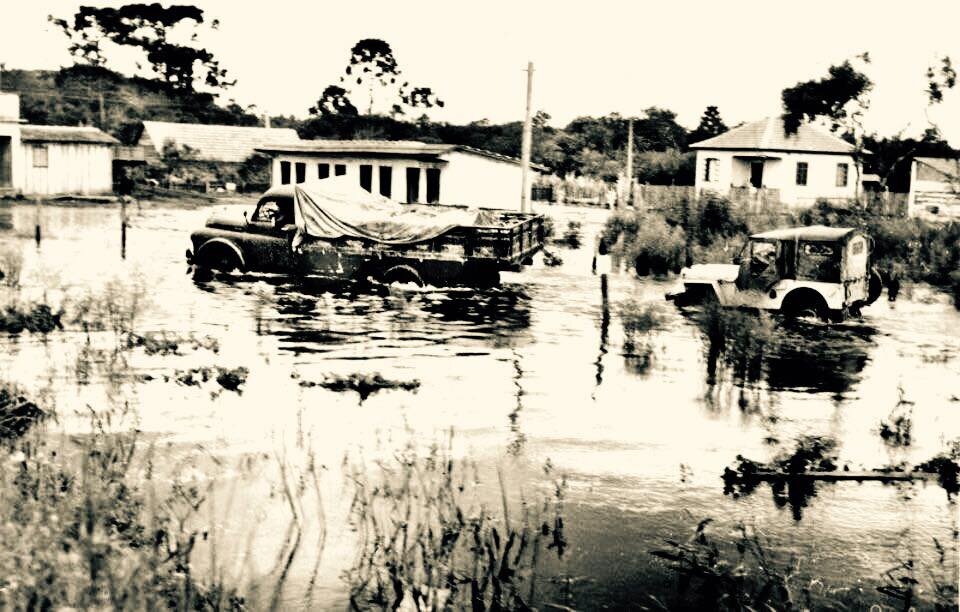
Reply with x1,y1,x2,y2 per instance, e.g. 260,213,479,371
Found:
681,263,740,283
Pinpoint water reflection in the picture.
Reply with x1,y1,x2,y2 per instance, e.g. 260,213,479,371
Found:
593,274,609,397
692,307,875,401
766,320,875,395
191,275,536,355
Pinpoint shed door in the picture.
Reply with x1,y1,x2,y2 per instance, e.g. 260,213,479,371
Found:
0,137,10,187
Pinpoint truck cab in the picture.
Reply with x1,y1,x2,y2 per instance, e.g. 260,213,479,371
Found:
667,225,882,321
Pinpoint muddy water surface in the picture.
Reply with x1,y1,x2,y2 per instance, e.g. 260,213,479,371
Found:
1,200,959,608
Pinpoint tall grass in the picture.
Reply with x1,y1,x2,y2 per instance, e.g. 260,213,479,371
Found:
0,404,245,610
343,431,568,611
651,515,959,610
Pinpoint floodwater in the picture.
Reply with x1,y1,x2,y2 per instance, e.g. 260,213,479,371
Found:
1,200,959,609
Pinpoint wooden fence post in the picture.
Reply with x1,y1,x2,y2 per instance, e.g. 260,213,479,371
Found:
34,197,41,246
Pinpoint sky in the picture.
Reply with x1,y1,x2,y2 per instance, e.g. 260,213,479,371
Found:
3,0,960,143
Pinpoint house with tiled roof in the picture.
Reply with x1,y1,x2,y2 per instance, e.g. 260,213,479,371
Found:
907,156,960,221
0,92,118,196
132,120,301,191
255,139,546,209
690,117,867,207
136,120,300,163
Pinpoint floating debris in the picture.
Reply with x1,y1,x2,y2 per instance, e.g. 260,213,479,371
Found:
168,366,249,394
0,385,46,441
126,331,220,355
300,372,420,401
542,249,563,267
915,451,960,496
0,303,63,335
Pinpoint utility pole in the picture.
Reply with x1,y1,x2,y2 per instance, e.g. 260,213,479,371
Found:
625,118,634,206
520,61,534,213
98,90,106,130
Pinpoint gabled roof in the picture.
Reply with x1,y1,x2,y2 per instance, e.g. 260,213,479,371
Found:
255,139,547,172
21,125,119,145
915,156,960,179
139,121,300,163
690,117,861,155
751,225,857,242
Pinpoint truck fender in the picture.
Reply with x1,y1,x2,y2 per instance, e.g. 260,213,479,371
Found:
196,238,246,271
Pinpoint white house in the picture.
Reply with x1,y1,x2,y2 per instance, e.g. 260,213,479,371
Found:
255,140,545,209
907,157,960,221
0,93,118,196
690,117,867,208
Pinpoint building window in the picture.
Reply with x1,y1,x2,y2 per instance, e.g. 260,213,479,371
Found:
426,168,440,203
359,164,373,192
33,145,48,168
280,161,291,185
334,164,347,176
318,163,330,179
406,167,421,203
294,162,306,184
379,166,392,198
796,162,808,186
704,158,718,182
836,163,849,187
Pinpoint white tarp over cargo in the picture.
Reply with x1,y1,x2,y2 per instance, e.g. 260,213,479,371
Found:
292,176,484,248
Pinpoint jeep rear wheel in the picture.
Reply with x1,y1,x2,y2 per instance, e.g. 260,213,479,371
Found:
781,290,829,321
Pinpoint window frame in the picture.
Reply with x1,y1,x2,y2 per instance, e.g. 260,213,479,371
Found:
279,160,291,185
334,164,347,176
795,161,808,186
32,145,49,168
378,166,392,198
317,163,330,180
704,157,719,183
406,167,421,203
836,162,849,187
426,168,441,203
359,164,373,192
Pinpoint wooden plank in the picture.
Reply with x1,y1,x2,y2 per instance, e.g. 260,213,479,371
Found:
751,471,936,482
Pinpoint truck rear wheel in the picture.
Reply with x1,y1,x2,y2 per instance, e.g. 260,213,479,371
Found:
381,265,424,287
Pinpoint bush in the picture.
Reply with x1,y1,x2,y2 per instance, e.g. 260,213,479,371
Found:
696,195,748,245
627,215,687,276
799,200,960,285
560,220,583,249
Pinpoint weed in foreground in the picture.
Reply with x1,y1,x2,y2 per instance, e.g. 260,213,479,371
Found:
0,402,244,610
343,432,568,611
652,516,958,611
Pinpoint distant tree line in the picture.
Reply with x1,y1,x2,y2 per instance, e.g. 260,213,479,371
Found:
3,5,956,192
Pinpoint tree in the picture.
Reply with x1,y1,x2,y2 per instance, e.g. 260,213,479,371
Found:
689,106,728,144
780,55,873,135
311,38,443,117
49,4,233,92
309,85,359,117
781,55,873,197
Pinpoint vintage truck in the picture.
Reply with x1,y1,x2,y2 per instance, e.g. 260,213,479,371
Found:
666,225,883,321
186,179,545,287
